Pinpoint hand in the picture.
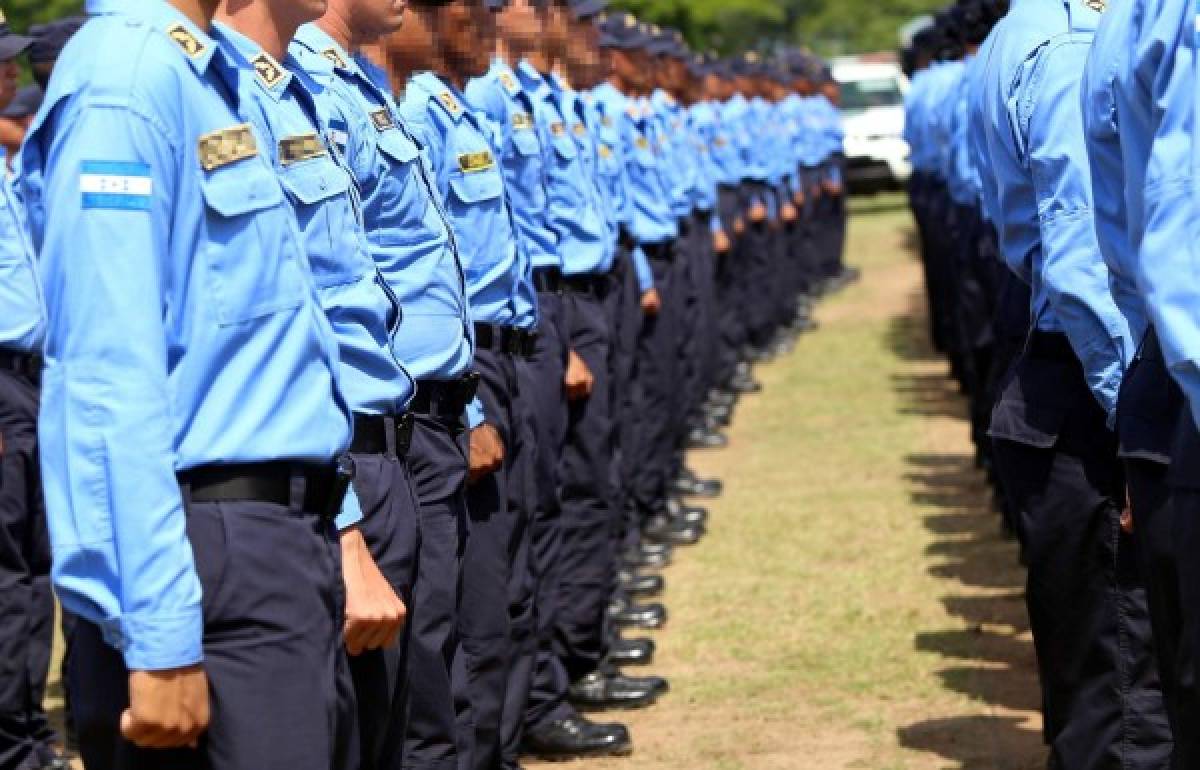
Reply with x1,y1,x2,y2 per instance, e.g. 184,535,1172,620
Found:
640,288,662,317
733,217,746,235
121,667,210,749
748,202,768,223
564,349,595,401
781,203,798,223
822,178,844,197
712,229,731,254
341,527,407,656
1121,487,1134,535
468,423,505,484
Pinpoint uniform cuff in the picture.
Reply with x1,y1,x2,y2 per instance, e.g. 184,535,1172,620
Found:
117,608,205,671
631,246,654,292
466,398,485,430
335,485,365,531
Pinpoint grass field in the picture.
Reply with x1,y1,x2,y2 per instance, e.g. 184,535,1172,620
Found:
47,194,1047,769
529,194,1045,769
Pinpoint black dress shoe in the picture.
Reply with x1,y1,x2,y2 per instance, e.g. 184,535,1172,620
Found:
522,715,633,759
618,568,665,597
606,635,656,666
686,427,728,450
608,596,667,629
569,671,661,711
708,389,737,407
667,498,709,526
679,469,723,497
638,540,672,557
622,545,671,570
729,374,762,394
643,514,704,546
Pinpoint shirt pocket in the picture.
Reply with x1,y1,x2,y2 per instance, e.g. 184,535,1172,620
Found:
200,162,306,326
448,167,504,206
511,128,540,157
278,158,364,289
550,132,578,161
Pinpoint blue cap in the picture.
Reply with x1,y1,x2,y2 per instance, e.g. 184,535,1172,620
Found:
0,7,33,61
569,0,607,20
29,16,84,65
1,84,40,118
728,51,763,76
597,12,651,50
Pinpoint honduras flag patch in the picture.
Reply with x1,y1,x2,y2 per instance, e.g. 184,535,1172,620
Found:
80,161,153,210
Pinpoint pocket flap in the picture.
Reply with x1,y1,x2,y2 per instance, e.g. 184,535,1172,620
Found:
201,163,285,217
376,129,420,166
988,400,1068,449
279,159,352,206
448,169,504,204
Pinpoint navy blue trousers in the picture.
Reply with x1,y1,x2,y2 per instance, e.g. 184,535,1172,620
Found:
70,492,355,770
522,291,574,732
403,415,469,770
347,446,421,770
990,342,1169,770
0,368,55,770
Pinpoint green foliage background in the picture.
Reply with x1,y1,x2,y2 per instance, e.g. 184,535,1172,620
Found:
3,0,939,57
611,0,944,56
6,0,84,31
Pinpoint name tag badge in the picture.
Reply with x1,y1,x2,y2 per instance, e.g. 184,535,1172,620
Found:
512,112,534,131
370,108,396,132
458,150,496,174
197,123,258,172
279,133,328,166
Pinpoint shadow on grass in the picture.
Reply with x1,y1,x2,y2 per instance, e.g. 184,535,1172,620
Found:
848,192,910,217
891,292,1045,768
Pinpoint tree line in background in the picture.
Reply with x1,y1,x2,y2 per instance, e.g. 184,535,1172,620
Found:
612,0,943,56
6,0,938,58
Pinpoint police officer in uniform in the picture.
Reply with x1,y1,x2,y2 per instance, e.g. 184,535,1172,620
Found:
0,14,58,770
22,1,373,767
978,0,1169,765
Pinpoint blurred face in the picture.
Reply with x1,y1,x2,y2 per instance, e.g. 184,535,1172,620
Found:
821,81,840,105
0,59,18,112
384,5,435,71
436,1,495,76
564,17,601,84
496,0,540,50
266,0,328,29
540,3,568,61
343,0,406,41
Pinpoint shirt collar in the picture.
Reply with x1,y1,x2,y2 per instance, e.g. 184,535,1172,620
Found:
89,0,218,75
212,22,294,101
293,23,354,78
412,72,467,122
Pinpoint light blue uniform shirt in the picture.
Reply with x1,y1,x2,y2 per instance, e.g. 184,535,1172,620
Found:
1118,0,1200,424
213,23,414,429
650,89,696,220
0,152,42,353
979,0,1134,421
554,75,616,272
969,27,1004,223
20,0,356,670
904,67,942,173
589,82,658,291
516,62,607,277
385,74,482,390
1081,0,1150,346
464,58,547,329
686,102,723,214
696,99,742,188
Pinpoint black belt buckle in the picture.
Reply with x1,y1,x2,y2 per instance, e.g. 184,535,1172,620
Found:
457,372,481,406
323,455,356,522
395,412,415,456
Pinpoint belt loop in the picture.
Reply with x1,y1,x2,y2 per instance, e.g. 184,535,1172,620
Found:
384,415,398,460
288,466,306,513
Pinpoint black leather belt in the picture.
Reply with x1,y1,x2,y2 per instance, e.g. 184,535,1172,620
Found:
1027,331,1076,361
642,241,674,261
179,461,352,521
411,374,481,419
561,273,610,298
475,323,538,357
533,267,563,294
351,412,414,457
0,349,42,379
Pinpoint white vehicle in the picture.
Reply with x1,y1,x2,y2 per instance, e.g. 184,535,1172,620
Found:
832,59,911,193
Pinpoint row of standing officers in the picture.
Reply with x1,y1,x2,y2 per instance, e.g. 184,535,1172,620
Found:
907,0,1200,767
0,1,851,769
